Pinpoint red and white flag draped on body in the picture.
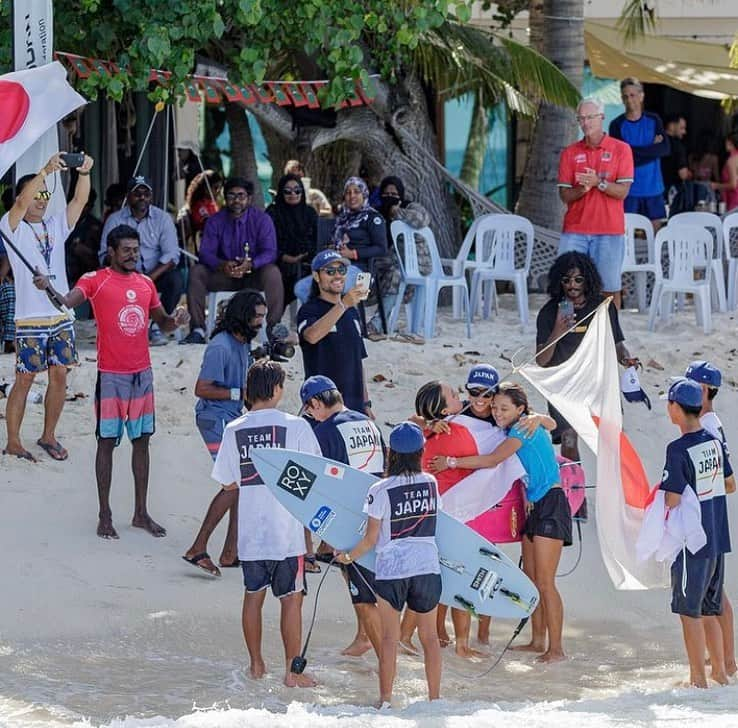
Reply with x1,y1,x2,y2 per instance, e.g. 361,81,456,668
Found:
0,62,86,179
422,414,526,524
519,301,669,590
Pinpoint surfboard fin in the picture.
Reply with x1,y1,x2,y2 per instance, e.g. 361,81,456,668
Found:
501,587,538,613
454,595,478,616
479,546,503,562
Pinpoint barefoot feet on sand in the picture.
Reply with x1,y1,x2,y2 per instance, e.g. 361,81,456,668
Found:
97,517,119,539
341,638,373,657
249,660,266,679
536,650,566,663
284,671,317,687
455,644,489,659
511,641,545,653
132,514,166,537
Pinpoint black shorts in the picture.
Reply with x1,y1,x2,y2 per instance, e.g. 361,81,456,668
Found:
524,487,572,546
374,573,442,613
671,552,724,618
343,562,377,605
241,556,306,598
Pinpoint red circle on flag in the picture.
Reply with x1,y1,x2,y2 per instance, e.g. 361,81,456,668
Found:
330,467,338,475
0,81,30,142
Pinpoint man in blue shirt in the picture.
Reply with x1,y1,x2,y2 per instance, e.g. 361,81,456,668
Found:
661,378,735,688
299,374,384,658
100,176,183,345
609,78,670,228
182,289,267,577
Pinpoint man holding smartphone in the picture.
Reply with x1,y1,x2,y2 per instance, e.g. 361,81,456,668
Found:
297,250,374,418
557,97,634,309
0,152,94,462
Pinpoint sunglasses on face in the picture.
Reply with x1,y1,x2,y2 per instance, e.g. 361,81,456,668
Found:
226,192,249,200
283,187,303,195
34,190,52,201
322,265,347,276
466,387,495,398
562,275,585,285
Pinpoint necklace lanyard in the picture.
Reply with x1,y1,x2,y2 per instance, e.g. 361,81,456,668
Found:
24,220,52,269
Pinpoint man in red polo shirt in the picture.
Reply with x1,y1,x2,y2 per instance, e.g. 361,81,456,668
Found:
557,97,634,308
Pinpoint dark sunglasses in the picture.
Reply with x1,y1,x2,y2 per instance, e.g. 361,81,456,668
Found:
283,186,303,195
34,190,52,201
322,265,348,276
466,387,495,398
562,275,585,285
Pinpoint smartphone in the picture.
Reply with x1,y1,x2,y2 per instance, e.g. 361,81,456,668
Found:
559,299,574,318
60,152,85,169
356,271,372,295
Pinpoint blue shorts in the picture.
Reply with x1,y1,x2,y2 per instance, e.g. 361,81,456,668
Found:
15,316,77,373
95,369,155,444
558,233,625,291
374,573,441,613
195,412,229,461
624,194,667,222
670,552,724,618
343,562,377,605
242,556,306,598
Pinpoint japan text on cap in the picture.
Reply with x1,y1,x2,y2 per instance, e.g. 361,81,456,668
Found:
311,249,349,271
466,364,500,391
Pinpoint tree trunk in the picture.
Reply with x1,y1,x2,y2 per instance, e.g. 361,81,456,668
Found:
459,93,489,190
516,0,584,230
225,102,264,208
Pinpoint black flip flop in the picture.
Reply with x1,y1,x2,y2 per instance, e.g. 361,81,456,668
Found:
182,552,221,577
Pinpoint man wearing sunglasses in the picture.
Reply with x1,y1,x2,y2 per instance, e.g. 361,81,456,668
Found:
182,177,283,346
0,152,94,462
99,175,182,346
297,250,373,418
558,97,634,309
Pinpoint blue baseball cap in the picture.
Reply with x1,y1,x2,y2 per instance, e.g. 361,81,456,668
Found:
685,360,721,388
389,422,425,454
667,377,703,409
311,249,349,271
466,364,500,391
299,375,338,405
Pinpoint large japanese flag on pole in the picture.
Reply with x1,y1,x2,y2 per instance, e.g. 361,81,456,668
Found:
519,301,669,590
0,62,86,180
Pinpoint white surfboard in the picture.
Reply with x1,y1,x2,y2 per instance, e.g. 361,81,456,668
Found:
252,448,539,619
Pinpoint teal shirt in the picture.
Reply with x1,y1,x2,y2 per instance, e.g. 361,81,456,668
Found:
507,424,560,503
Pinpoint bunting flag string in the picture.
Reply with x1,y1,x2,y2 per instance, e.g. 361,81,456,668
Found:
54,51,377,109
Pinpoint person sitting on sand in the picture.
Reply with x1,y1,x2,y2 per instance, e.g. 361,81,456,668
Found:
660,378,735,688
336,422,442,709
35,224,190,538
430,382,572,663
210,360,322,688
182,290,267,577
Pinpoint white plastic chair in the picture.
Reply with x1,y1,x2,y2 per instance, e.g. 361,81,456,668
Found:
722,212,738,310
647,224,713,334
467,215,534,325
622,213,661,312
441,216,480,320
389,221,471,340
669,212,726,312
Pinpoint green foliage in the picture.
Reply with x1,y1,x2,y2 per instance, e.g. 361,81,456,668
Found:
0,0,577,111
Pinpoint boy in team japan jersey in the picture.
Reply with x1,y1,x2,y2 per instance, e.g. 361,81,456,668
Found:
211,361,322,688
660,378,736,688
34,224,189,540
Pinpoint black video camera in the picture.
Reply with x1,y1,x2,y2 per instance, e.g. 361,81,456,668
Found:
251,323,295,362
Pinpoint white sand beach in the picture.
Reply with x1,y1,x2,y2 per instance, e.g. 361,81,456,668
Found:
1,296,737,727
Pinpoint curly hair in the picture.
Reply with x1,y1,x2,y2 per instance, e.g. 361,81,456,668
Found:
211,288,266,341
546,252,603,303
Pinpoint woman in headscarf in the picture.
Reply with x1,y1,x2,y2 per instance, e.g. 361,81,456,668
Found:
267,173,318,307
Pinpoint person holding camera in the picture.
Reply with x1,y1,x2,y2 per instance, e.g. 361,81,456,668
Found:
297,250,373,418
0,152,93,462
182,289,267,578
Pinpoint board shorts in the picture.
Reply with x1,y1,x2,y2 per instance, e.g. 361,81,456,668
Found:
343,562,377,605
524,487,572,546
95,368,155,444
15,315,77,373
374,573,441,613
624,194,667,222
671,552,724,618
242,556,306,598
195,412,229,461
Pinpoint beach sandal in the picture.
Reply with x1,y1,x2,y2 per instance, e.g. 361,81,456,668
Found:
305,554,322,573
37,440,69,461
182,552,221,577
3,448,37,462
218,558,240,568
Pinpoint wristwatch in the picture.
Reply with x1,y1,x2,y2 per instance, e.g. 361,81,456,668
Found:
344,552,353,563
597,179,608,192
230,388,241,401
447,456,458,469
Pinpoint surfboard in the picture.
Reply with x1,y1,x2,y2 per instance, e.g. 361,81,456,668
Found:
251,448,539,619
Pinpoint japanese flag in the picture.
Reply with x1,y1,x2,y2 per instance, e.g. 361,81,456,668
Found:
0,62,86,179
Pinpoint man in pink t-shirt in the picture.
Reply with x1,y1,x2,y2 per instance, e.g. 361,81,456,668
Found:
35,224,189,540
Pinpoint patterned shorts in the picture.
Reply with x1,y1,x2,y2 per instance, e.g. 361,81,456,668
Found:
95,368,156,444
15,316,77,373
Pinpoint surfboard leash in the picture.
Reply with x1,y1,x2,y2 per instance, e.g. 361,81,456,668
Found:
290,555,338,675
